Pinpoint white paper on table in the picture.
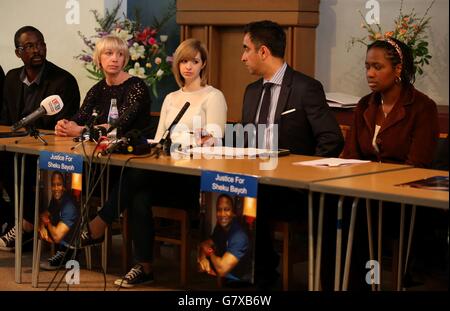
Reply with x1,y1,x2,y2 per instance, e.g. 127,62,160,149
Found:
293,158,370,167
326,92,360,106
180,146,277,157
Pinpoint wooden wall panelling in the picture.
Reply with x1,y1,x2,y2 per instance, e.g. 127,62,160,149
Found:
176,0,320,122
292,27,316,77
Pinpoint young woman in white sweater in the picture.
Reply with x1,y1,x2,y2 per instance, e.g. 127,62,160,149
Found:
154,38,227,148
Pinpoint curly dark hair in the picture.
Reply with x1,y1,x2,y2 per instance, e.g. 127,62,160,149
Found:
216,194,236,213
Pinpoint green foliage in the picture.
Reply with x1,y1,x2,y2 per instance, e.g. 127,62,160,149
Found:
75,0,176,97
348,0,435,76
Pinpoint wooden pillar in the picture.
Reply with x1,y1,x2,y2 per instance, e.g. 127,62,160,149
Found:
177,0,320,122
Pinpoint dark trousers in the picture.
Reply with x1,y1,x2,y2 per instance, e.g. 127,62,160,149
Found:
97,168,200,263
0,151,37,226
255,184,308,283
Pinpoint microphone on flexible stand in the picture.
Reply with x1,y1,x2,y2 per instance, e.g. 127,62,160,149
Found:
11,95,64,131
100,136,128,156
73,109,101,143
12,95,64,145
153,101,190,156
85,109,100,134
100,129,149,156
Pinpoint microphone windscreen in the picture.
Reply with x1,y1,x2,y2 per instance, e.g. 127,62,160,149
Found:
40,95,64,116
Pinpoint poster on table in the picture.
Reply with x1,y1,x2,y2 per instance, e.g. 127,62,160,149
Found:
38,151,83,248
199,170,258,285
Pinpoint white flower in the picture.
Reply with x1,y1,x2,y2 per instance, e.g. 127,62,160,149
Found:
160,35,168,43
156,69,164,77
110,28,133,42
128,62,147,79
155,57,162,65
129,43,146,61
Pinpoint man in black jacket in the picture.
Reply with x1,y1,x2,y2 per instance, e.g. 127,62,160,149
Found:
0,26,80,251
240,20,344,288
1,26,80,129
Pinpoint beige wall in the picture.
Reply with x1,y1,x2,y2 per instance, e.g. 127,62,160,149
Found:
316,0,449,105
1,1,447,107
0,0,126,102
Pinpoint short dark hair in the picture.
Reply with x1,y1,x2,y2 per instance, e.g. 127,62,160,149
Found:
243,20,286,58
367,38,416,85
14,26,44,48
51,171,65,185
216,194,236,213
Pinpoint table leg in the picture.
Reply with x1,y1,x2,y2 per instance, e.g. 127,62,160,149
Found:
308,191,314,291
14,153,19,283
397,203,406,290
314,193,325,290
15,153,26,283
366,199,376,291
102,165,110,272
32,158,40,287
334,196,344,291
342,197,358,291
377,201,383,291
404,205,416,276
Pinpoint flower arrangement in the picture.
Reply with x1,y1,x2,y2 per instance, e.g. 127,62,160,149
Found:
75,1,176,96
348,0,435,75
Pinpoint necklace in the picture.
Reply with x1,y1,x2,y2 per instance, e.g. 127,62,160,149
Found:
381,99,388,118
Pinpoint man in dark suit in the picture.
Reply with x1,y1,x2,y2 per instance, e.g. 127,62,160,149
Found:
0,26,80,251
241,20,343,155
240,20,344,288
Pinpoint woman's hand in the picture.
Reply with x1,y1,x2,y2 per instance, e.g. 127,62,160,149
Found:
195,129,218,147
55,119,84,137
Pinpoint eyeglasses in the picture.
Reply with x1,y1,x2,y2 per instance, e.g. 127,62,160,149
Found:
17,41,46,53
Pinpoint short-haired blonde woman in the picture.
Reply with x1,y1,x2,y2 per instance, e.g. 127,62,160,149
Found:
154,38,227,147
55,35,151,137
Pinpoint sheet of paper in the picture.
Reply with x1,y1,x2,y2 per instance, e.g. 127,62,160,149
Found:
326,92,360,106
293,158,370,167
175,146,278,157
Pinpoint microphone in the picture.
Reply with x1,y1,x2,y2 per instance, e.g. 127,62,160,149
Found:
158,101,190,145
86,109,100,130
100,136,128,156
11,95,64,132
153,101,190,156
106,105,129,135
100,129,146,156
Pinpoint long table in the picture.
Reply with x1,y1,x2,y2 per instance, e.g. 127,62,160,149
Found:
310,168,449,290
1,127,435,290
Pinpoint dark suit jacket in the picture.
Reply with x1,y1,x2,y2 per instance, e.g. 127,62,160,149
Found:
342,85,439,168
0,61,80,130
241,65,344,156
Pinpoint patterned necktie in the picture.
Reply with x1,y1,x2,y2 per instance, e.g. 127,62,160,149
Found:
258,82,274,125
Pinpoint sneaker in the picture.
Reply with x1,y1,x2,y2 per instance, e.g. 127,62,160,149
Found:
80,230,104,248
0,226,33,251
114,264,154,288
40,249,75,271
